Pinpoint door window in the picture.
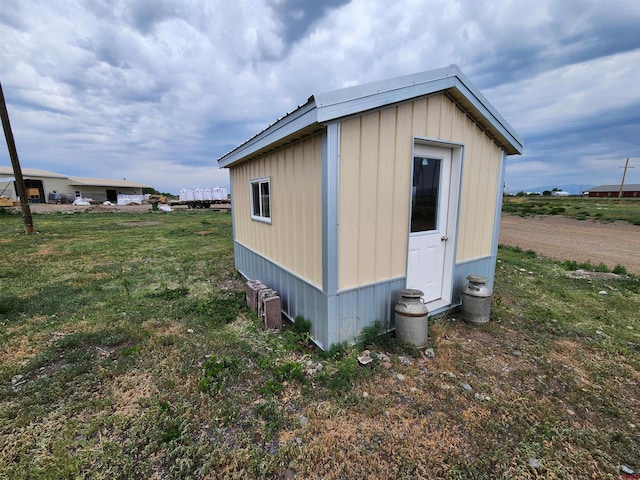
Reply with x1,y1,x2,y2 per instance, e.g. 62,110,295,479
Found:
411,157,441,233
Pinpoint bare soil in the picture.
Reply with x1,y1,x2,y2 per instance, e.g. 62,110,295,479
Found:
6,202,230,214
499,214,640,274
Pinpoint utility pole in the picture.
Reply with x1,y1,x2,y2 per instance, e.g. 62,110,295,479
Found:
0,81,35,234
618,157,635,198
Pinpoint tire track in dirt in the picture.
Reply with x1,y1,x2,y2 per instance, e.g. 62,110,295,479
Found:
499,214,640,274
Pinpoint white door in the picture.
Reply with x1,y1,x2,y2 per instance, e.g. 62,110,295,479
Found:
406,144,452,304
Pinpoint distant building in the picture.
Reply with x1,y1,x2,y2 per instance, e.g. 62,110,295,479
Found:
551,190,570,196
0,167,150,203
584,184,640,198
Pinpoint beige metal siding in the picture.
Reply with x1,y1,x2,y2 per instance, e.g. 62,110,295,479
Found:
231,134,323,288
337,93,502,290
455,120,502,262
44,178,71,196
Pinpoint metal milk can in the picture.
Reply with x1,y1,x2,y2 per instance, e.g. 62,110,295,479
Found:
394,289,429,348
461,274,492,325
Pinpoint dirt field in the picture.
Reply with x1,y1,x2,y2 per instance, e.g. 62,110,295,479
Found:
6,203,230,214
499,214,640,274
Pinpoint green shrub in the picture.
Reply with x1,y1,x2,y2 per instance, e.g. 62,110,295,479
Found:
612,264,628,275
562,260,578,271
319,356,360,392
577,260,594,271
291,316,312,335
199,355,238,393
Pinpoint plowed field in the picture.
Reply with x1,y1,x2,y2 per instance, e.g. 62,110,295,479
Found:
499,214,640,274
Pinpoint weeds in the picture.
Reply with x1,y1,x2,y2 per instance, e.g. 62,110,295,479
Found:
199,355,239,393
503,196,640,224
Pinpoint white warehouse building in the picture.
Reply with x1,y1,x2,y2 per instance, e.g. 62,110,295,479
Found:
0,167,150,204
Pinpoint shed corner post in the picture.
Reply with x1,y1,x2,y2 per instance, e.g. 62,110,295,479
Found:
322,122,340,349
488,149,508,290
322,122,340,295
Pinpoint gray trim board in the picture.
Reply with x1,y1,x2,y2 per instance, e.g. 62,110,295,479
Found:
218,103,318,168
322,122,340,294
315,78,455,123
488,150,508,284
229,180,236,241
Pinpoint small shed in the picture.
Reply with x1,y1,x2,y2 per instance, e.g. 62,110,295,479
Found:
217,65,523,349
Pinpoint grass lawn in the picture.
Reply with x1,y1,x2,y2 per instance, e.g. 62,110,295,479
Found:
502,196,640,225
1,209,639,478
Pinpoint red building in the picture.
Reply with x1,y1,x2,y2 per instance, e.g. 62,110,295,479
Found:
585,184,640,197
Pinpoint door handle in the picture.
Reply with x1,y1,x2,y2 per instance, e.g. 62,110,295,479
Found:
441,236,448,241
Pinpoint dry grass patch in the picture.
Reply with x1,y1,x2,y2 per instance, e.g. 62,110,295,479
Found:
110,370,159,417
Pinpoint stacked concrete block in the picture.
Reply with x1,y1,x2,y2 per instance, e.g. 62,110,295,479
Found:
257,288,282,329
257,288,276,319
245,280,267,312
245,280,282,329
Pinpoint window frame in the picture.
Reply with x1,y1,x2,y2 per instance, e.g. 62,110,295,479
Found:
250,177,272,224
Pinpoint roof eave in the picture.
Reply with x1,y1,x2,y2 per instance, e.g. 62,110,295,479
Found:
217,100,319,168
67,178,151,188
448,71,523,155
217,65,524,167
314,65,523,155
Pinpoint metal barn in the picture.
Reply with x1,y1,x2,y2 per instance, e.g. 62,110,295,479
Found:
0,167,150,204
217,65,523,349
585,184,640,198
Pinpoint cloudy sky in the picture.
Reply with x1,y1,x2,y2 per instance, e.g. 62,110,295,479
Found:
1,0,639,194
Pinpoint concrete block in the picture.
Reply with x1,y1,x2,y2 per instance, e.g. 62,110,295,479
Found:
245,280,266,312
257,288,276,319
263,295,282,329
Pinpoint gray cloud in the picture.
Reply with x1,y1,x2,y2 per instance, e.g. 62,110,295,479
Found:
269,0,351,46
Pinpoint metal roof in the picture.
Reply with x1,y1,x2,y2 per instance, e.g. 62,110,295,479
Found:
586,184,640,192
0,166,68,178
217,65,523,168
0,166,149,188
67,177,150,188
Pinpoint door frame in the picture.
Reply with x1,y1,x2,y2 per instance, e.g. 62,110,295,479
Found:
406,137,464,312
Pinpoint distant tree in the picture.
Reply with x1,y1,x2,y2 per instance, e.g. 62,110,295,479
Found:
552,187,560,192
142,187,175,197
542,190,552,196
516,191,526,197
